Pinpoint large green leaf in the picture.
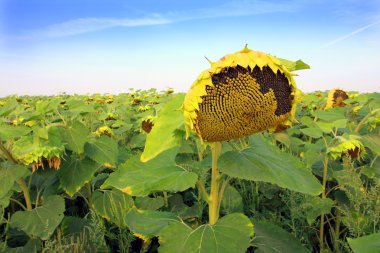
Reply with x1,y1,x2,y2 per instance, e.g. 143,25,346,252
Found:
63,120,89,154
219,135,322,195
92,189,134,228
0,163,29,199
102,149,197,196
11,195,65,240
313,107,346,121
347,233,380,253
126,208,180,238
58,157,99,197
84,136,118,167
254,220,310,253
158,213,253,253
300,127,323,139
361,134,380,155
0,125,32,141
141,94,185,162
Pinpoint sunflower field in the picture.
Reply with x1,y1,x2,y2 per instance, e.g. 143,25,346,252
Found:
0,50,380,253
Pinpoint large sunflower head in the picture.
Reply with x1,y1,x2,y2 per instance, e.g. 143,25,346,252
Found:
183,45,304,142
325,88,349,109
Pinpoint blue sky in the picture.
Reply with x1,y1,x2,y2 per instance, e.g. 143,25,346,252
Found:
1,0,379,96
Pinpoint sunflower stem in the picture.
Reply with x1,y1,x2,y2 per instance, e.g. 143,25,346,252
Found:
17,178,32,211
319,157,329,253
209,142,222,225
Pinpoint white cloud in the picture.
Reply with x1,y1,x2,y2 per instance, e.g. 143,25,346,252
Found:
322,20,380,48
34,16,171,38
26,0,301,39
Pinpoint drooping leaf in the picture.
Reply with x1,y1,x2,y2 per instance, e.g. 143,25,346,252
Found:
254,220,310,253
125,208,180,239
3,239,41,253
168,194,202,220
58,157,99,197
63,120,89,154
102,149,197,196
84,136,118,167
347,232,380,253
141,94,185,162
0,125,32,141
92,189,134,228
0,163,30,199
11,195,65,240
219,135,322,196
158,213,253,253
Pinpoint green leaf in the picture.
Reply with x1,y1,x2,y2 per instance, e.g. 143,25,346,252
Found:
141,94,185,162
135,196,165,210
58,157,99,197
63,120,89,154
220,185,244,214
315,121,333,133
92,189,134,228
168,194,202,220
274,57,310,71
102,149,197,196
361,134,380,155
333,119,348,129
300,127,323,139
84,136,118,167
254,220,310,253
126,208,180,238
302,196,334,225
11,195,65,240
3,239,41,253
0,99,18,117
158,213,254,253
219,135,322,195
313,107,346,121
347,232,380,253
0,125,32,141
0,163,30,199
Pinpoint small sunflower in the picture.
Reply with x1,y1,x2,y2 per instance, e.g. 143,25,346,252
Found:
140,116,155,134
327,137,366,160
325,88,349,109
182,45,304,142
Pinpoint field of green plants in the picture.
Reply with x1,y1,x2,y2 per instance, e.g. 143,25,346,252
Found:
0,89,379,252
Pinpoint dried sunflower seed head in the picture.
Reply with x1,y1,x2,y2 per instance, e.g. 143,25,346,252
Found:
183,45,303,142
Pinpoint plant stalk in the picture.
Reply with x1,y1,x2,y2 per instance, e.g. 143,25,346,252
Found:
85,182,93,208
17,178,32,211
319,157,329,253
209,142,222,225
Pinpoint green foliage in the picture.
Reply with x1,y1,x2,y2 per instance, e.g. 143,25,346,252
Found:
10,195,65,240
0,90,378,252
219,135,322,195
158,213,253,253
254,219,310,253
347,232,380,253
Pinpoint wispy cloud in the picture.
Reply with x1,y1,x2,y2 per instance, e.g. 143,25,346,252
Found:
26,0,300,39
322,20,380,48
32,15,170,38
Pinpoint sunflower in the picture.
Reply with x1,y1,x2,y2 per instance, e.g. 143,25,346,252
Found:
325,88,349,109
183,45,303,142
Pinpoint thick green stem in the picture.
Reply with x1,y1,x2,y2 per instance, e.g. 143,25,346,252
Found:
17,178,32,211
85,182,93,208
209,142,222,225
319,157,329,253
